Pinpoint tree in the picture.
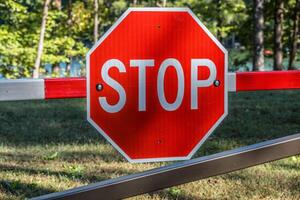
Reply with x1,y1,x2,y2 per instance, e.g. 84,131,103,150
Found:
288,0,300,70
216,0,222,42
253,0,264,71
273,0,284,70
41,0,89,77
94,0,99,44
0,0,89,78
4,0,298,78
162,0,167,7
175,0,247,43
0,0,42,78
33,0,51,78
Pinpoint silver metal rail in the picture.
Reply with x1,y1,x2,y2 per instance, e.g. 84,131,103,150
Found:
32,133,300,200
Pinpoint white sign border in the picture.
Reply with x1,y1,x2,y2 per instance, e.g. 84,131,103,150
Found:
86,7,228,163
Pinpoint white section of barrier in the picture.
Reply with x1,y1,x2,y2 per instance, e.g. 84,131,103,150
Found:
228,72,236,92
0,79,45,101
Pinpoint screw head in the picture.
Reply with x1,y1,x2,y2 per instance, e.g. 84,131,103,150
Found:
96,83,103,91
214,80,220,87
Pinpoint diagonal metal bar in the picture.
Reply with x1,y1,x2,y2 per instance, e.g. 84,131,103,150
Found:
32,133,300,200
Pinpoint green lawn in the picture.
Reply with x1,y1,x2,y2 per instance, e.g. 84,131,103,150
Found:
0,91,299,200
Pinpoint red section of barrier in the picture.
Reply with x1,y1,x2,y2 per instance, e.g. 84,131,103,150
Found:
42,71,300,99
44,78,86,99
236,70,300,92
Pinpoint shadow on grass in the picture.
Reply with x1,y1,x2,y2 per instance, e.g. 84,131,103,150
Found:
0,91,299,150
0,152,36,161
0,162,137,198
195,91,300,157
0,164,134,183
0,179,56,199
60,150,124,163
0,149,125,164
149,189,196,200
0,99,102,146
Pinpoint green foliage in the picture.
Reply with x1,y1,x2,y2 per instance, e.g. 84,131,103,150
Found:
229,49,251,71
0,0,41,78
0,0,88,78
0,0,298,78
175,0,248,40
64,164,85,178
43,152,59,160
112,0,127,16
42,2,88,72
167,187,183,198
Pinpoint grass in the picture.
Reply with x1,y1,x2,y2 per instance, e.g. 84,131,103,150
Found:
0,90,299,200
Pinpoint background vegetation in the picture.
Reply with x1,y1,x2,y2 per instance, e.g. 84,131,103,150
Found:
0,0,299,78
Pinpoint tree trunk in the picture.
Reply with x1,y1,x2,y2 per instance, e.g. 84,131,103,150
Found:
216,0,222,43
288,0,300,70
53,0,61,10
67,0,72,26
162,0,167,7
273,0,284,70
33,0,51,78
133,0,138,6
67,0,72,77
94,0,99,44
253,0,264,71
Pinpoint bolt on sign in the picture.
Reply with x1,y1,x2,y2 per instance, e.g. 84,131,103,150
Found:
87,8,228,163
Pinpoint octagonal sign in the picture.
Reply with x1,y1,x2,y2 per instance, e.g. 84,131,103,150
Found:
87,8,228,163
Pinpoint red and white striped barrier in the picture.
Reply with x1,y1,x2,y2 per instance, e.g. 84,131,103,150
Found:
0,71,299,101
0,78,86,101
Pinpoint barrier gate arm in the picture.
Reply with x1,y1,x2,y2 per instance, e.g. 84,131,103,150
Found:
0,71,300,101
31,133,300,200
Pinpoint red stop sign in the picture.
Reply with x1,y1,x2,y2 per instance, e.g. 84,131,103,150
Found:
87,8,228,163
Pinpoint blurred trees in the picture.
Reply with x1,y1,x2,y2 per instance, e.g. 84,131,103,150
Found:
33,0,51,78
176,0,247,42
94,0,99,43
273,0,284,70
253,0,264,71
288,0,300,70
0,0,41,78
0,0,89,78
0,0,299,78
